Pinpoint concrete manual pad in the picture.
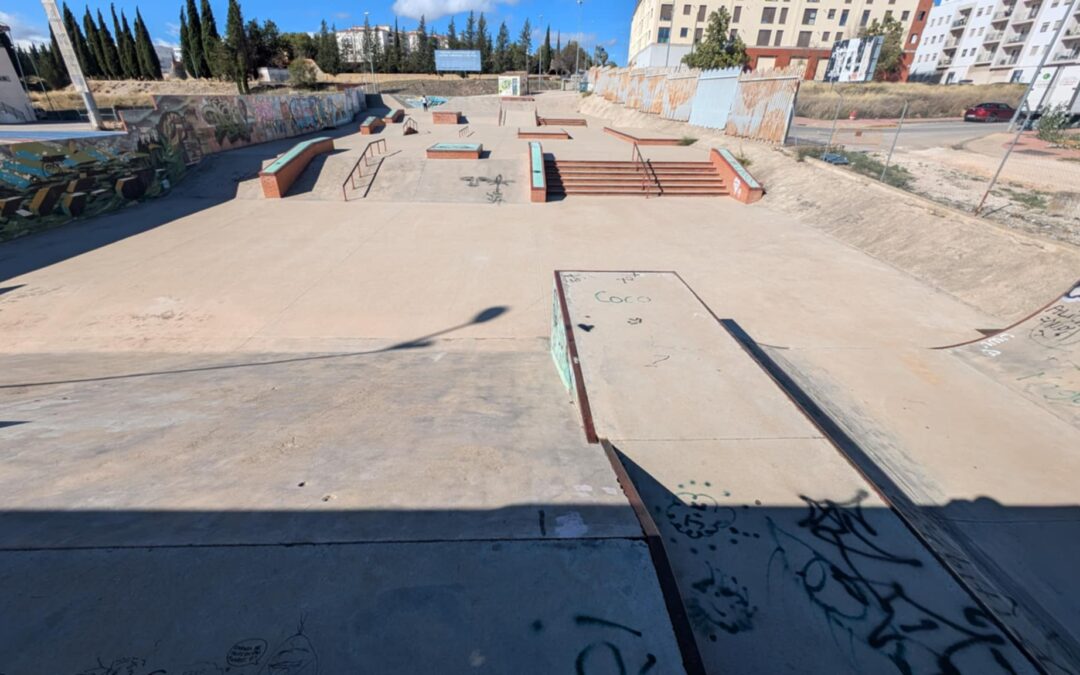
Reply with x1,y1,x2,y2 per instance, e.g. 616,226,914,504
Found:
0,539,686,674
557,271,1036,675
0,350,639,548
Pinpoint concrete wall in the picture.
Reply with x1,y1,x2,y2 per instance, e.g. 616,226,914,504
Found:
0,90,365,241
0,47,35,124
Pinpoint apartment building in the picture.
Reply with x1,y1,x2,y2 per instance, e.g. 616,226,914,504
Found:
909,0,1080,83
628,0,933,79
337,26,448,64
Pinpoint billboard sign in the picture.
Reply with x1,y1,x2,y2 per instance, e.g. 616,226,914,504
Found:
435,50,482,72
823,36,883,83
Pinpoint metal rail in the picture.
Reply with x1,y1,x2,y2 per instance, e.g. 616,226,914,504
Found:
342,138,387,201
458,125,471,138
631,143,662,198
403,117,418,134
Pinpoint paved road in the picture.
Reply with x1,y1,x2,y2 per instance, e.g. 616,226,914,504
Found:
788,119,1010,151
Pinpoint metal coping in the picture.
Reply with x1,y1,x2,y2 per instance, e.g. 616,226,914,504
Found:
716,148,760,189
262,137,332,174
361,116,381,125
428,143,482,151
529,142,544,187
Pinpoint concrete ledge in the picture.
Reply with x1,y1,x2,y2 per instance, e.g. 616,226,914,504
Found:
710,148,764,204
426,143,483,160
529,142,546,203
603,127,681,146
384,109,404,123
432,111,463,125
540,117,588,127
518,129,571,140
360,116,386,135
259,137,334,199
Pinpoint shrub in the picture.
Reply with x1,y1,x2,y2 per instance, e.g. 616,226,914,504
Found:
288,59,318,89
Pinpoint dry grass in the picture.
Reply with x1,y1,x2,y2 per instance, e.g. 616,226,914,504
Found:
796,81,1027,120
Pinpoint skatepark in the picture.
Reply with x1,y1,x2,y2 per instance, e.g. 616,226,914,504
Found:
1,89,1079,674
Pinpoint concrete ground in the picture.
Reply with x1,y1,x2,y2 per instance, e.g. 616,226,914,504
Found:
1,91,1079,673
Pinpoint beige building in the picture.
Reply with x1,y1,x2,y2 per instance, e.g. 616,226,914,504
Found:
628,0,932,79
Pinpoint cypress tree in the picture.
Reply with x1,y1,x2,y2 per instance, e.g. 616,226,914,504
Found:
96,10,122,79
200,0,223,77
464,12,476,50
179,9,197,77
224,0,250,93
122,12,140,78
42,28,72,89
477,13,490,73
134,9,162,79
83,8,107,78
493,22,510,74
111,6,137,79
446,17,458,50
185,0,208,77
393,19,403,73
62,3,97,77
543,26,552,73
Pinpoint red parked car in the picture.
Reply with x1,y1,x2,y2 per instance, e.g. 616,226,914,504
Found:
964,102,1016,123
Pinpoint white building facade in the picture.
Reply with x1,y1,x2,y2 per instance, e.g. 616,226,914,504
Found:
337,26,448,64
910,0,1080,83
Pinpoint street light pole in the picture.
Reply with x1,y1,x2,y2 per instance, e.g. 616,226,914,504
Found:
538,14,543,92
575,0,584,75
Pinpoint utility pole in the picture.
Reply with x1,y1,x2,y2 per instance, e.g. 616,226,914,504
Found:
39,0,102,129
575,0,584,75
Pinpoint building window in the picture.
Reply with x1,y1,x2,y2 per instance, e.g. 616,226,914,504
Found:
861,10,871,25
775,29,785,44
733,6,742,22
803,8,818,24
902,10,909,20
1040,22,1049,32
698,5,707,21
797,30,813,46
696,27,705,42
762,7,776,23
836,31,843,40
757,29,773,45
828,8,836,19
658,27,671,43
780,7,789,22
910,33,918,44
660,4,674,21
918,10,926,20
839,9,849,25
823,31,831,40
680,27,689,37
684,4,692,14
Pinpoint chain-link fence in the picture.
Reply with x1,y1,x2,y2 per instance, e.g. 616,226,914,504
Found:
785,85,1080,248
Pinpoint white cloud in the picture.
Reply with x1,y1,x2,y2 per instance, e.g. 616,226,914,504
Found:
391,0,519,21
335,12,351,20
165,22,182,39
0,10,51,48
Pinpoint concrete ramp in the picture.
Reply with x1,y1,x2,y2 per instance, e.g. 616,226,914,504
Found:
553,271,1036,675
943,280,1080,429
502,101,538,128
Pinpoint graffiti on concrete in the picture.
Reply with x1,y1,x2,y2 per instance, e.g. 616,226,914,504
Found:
0,90,364,241
69,621,316,675
652,482,1028,673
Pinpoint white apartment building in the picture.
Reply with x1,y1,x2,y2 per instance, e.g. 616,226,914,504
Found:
910,0,1080,83
629,0,931,79
337,26,448,64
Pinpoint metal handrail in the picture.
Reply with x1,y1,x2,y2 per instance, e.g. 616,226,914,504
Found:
459,125,471,138
342,138,387,201
630,143,662,198
404,117,418,134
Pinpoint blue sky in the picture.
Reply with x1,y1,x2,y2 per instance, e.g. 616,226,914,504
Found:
1,0,631,63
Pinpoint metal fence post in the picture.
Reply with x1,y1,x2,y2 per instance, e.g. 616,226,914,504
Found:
880,100,908,183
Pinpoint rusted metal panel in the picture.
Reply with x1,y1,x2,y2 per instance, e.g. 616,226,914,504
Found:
687,67,741,129
626,72,646,110
661,72,699,122
642,72,668,115
616,69,632,104
725,75,801,144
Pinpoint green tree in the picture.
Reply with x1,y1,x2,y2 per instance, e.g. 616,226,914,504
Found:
517,18,532,71
385,19,402,73
248,19,287,70
446,17,458,50
111,6,138,79
464,11,476,50
477,13,491,73
541,26,552,73
314,20,341,75
361,14,376,71
200,0,224,77
39,28,72,89
185,0,209,77
134,9,162,79
493,22,510,74
681,8,748,69
96,10,123,79
83,8,108,77
288,58,317,87
224,0,250,92
282,32,316,60
860,17,904,80
62,3,99,77
593,44,611,67
179,9,196,77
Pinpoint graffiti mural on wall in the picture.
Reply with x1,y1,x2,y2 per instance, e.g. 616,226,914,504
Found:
0,90,364,241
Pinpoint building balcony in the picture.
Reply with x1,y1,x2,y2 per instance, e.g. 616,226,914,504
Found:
950,17,969,30
992,54,1020,67
1011,9,1039,24
943,37,961,50
991,10,1014,23
983,30,1005,42
1052,48,1080,62
975,51,995,64
1063,25,1080,40
1004,31,1029,44
937,56,954,68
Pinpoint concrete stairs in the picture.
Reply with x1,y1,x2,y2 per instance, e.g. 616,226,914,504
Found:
544,159,730,198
